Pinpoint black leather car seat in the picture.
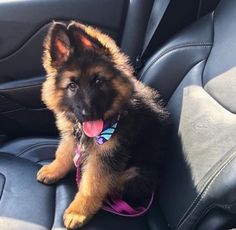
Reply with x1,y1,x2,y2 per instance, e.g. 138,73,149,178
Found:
140,0,236,229
1,0,236,229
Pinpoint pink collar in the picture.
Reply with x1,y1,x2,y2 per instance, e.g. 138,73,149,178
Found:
73,145,154,217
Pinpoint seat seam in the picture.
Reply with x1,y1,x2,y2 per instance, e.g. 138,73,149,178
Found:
222,201,236,209
0,108,50,115
16,143,57,157
199,11,232,116
192,200,236,230
167,59,206,102
12,142,58,157
201,86,236,115
139,43,212,81
0,173,6,201
13,144,55,157
192,203,217,229
0,153,42,166
36,158,55,164
177,146,236,228
201,11,215,86
50,185,57,230
0,93,45,111
0,84,41,92
177,149,236,229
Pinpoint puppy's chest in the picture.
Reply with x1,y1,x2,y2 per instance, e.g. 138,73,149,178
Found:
73,126,114,163
73,116,119,153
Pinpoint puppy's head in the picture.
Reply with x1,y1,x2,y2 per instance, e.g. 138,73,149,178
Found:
42,21,134,134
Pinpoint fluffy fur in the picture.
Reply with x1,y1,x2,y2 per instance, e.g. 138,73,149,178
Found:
37,21,169,229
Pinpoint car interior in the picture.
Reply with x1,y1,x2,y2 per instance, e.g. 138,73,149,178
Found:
1,0,236,229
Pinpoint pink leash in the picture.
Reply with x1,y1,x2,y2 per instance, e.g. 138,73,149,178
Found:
74,146,154,217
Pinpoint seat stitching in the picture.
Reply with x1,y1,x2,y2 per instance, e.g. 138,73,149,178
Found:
177,147,236,228
191,203,216,229
201,12,215,86
15,142,58,157
167,59,206,102
50,184,57,230
192,200,236,230
139,43,212,81
0,84,41,92
177,149,236,229
200,11,229,116
0,173,6,201
0,107,48,115
202,88,236,115
0,93,46,112
17,144,58,157
36,158,55,164
221,201,236,209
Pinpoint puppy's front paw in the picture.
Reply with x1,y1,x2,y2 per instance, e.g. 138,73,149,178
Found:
63,208,90,229
37,165,60,184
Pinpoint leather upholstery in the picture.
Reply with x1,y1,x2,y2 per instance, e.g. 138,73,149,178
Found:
0,137,59,165
0,141,166,230
139,13,213,103
140,0,236,229
1,0,236,229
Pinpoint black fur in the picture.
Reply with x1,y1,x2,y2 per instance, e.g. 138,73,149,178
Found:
111,92,169,204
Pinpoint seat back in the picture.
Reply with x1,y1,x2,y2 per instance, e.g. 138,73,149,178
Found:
141,0,236,229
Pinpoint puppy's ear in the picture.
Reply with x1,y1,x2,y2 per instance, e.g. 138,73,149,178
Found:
68,23,105,53
44,22,72,69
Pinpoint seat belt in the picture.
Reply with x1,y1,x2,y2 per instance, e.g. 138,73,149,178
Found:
135,0,171,73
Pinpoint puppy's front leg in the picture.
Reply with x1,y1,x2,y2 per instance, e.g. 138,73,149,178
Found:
37,134,76,184
63,154,114,229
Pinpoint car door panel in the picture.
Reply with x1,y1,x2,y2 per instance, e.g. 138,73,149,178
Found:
0,0,128,59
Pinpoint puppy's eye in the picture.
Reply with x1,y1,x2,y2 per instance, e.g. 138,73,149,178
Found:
67,82,78,92
95,78,103,84
93,75,104,86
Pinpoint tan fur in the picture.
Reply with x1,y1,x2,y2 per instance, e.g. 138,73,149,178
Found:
41,75,58,111
63,138,118,228
42,31,57,75
37,134,76,184
55,112,74,134
68,22,134,78
104,77,133,119
131,78,168,120
60,70,80,83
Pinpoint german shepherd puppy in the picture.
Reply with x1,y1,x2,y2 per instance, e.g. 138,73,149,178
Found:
37,21,169,229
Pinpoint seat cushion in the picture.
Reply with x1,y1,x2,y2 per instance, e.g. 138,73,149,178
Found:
0,153,77,230
0,138,168,230
0,154,56,230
